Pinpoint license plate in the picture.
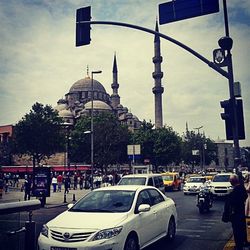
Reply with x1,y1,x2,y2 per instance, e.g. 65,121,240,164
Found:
51,247,77,250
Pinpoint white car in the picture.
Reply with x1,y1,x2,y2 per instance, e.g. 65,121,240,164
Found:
38,185,177,250
183,176,207,195
209,173,233,197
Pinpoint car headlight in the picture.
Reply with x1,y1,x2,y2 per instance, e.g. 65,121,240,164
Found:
91,226,123,241
41,224,49,238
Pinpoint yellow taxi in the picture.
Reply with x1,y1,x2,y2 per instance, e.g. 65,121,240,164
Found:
161,172,182,191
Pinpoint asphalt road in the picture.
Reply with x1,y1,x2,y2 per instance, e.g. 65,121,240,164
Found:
0,190,232,250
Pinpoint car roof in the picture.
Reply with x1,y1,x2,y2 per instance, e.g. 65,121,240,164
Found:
121,174,162,178
94,185,156,192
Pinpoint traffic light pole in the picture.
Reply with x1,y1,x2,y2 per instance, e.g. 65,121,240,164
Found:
222,0,241,169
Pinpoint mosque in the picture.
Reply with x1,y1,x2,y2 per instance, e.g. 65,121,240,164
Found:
54,21,164,131
54,55,142,132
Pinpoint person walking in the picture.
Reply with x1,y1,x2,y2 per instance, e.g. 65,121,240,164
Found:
244,174,250,217
223,174,248,250
57,174,63,192
64,175,70,194
24,175,32,201
51,175,57,192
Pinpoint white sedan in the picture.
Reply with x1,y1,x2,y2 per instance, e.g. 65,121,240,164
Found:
38,185,177,250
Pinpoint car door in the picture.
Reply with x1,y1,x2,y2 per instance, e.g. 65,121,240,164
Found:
147,189,169,236
134,190,157,247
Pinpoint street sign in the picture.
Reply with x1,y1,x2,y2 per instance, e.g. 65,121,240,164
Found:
159,0,219,25
127,144,141,155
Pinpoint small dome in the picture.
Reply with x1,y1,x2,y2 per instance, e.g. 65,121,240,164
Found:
54,103,68,112
69,76,107,93
84,100,112,111
58,109,74,118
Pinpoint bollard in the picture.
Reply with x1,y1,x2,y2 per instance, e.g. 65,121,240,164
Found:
25,221,36,250
73,193,76,202
63,193,67,203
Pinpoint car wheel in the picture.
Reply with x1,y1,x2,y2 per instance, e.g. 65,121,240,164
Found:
124,234,139,250
166,217,176,241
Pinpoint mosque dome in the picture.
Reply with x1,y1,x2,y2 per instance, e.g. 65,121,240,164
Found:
58,109,74,118
69,76,107,93
54,103,68,112
84,100,112,111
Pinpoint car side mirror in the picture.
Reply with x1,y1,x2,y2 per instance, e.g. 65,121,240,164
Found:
138,204,150,213
67,203,74,209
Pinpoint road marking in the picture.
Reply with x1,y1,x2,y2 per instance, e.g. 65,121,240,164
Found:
200,225,212,228
182,234,201,238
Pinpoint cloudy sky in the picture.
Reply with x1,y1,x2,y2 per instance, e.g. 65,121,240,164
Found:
0,0,249,147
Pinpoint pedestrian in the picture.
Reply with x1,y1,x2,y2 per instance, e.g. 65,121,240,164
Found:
222,174,248,250
64,175,70,194
245,174,250,217
73,174,78,190
24,175,32,200
57,174,63,192
79,175,84,190
51,175,57,192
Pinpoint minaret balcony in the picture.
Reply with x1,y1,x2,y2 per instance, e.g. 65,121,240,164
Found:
111,83,119,89
152,56,163,63
152,71,163,79
152,86,164,94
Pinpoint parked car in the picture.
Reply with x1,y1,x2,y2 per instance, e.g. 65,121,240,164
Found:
209,173,233,197
118,173,165,194
38,185,177,250
183,176,207,195
161,172,182,191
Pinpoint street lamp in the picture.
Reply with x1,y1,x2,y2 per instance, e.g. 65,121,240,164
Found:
194,126,204,171
90,70,102,190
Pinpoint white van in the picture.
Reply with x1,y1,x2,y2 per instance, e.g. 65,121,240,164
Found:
118,173,165,194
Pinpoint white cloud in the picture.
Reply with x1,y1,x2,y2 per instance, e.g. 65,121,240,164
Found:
0,0,249,147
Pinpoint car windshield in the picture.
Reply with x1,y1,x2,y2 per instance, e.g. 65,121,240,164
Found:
162,175,173,181
70,190,135,213
118,177,146,185
213,175,231,182
188,178,205,183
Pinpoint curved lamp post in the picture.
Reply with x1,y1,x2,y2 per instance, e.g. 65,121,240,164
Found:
90,70,102,190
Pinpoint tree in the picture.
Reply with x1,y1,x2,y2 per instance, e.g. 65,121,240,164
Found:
181,130,217,167
70,113,130,173
13,102,65,169
132,121,182,167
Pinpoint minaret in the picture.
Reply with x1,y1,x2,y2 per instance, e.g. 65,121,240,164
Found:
111,53,120,109
152,20,164,129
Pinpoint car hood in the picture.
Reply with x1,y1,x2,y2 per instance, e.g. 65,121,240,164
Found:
185,183,203,187
211,182,231,187
47,210,128,230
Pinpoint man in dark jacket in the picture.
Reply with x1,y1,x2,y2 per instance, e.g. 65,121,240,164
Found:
226,174,248,250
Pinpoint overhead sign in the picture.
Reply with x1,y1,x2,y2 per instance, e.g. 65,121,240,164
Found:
127,144,141,155
159,0,219,25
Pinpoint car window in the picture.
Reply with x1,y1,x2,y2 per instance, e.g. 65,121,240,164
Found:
148,177,154,186
148,189,164,206
70,190,135,213
135,190,151,213
118,177,146,185
162,175,173,181
154,176,163,188
188,178,205,183
213,175,230,182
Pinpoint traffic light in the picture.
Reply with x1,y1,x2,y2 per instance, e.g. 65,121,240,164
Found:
220,98,245,140
76,6,91,46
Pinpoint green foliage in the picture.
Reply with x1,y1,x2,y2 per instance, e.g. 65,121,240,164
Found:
13,102,65,166
70,113,130,171
132,121,182,166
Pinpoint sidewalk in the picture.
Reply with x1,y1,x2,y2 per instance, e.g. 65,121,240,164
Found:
223,218,250,250
0,186,90,208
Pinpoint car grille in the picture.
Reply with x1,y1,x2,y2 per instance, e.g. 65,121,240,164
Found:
50,229,95,242
214,187,228,193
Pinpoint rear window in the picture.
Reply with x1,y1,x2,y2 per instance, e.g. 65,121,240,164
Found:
118,177,146,185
